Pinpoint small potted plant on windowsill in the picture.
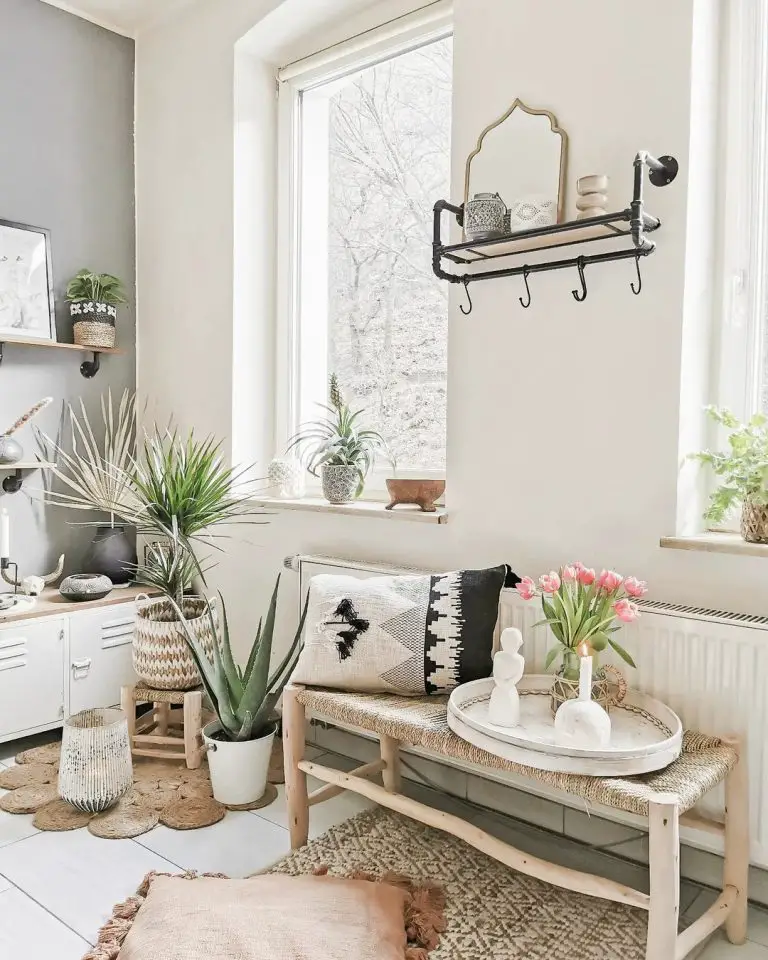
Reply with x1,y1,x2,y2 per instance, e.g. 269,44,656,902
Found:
288,374,385,504
171,576,308,806
689,406,768,543
66,269,128,349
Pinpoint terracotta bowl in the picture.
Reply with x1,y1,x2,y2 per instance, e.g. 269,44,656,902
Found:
385,478,445,513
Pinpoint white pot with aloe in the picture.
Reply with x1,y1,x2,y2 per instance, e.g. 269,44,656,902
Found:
171,576,307,806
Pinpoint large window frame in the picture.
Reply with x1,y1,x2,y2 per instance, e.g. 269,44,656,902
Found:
275,2,453,494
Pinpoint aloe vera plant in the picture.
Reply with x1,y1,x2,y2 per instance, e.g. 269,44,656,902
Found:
170,575,307,742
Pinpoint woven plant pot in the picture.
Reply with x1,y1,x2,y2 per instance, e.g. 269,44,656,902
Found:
71,302,117,348
133,596,217,691
58,708,133,813
550,664,627,717
740,498,768,543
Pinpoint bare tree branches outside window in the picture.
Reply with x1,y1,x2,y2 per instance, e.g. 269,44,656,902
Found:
325,38,452,471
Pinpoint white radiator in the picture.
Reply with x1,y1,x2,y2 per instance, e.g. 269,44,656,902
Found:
288,555,764,866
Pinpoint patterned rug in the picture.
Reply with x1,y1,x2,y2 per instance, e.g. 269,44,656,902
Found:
0,740,280,839
267,808,648,959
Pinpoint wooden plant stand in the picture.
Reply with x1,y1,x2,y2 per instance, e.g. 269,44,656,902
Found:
121,683,205,769
283,684,749,960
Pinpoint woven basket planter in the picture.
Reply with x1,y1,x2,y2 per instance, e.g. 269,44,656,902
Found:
133,597,217,691
58,708,133,813
740,498,768,543
71,302,117,348
550,664,627,717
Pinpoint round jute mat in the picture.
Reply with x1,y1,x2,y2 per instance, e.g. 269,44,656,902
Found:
0,784,59,814
33,800,94,832
15,742,61,766
160,796,226,830
0,762,57,790
225,783,279,811
88,799,160,839
179,781,214,800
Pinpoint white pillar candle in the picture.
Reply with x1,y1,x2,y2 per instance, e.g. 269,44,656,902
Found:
578,644,592,701
0,509,9,561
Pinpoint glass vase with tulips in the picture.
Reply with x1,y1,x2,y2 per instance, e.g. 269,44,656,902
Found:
516,563,646,682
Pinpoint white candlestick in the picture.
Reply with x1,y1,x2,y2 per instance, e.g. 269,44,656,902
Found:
578,647,592,701
0,510,9,561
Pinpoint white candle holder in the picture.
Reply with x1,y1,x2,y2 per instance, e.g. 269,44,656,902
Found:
553,650,611,748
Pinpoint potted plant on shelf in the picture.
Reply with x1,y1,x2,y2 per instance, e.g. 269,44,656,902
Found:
689,406,768,543
39,394,265,689
37,391,138,584
170,575,308,805
66,269,128,349
515,563,646,714
288,373,385,504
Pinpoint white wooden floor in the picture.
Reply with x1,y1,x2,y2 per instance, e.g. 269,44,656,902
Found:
0,735,766,959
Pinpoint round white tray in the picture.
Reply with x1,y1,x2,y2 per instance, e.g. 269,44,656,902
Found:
447,676,683,776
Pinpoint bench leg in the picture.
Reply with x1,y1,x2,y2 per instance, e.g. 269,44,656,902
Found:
283,685,309,849
156,701,171,736
646,794,679,960
724,737,749,944
183,691,203,770
380,735,401,793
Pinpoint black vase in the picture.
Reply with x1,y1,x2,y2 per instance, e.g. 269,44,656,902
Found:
83,525,137,585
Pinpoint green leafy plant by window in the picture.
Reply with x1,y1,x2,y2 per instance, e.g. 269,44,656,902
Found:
689,406,768,524
287,374,385,497
66,269,128,305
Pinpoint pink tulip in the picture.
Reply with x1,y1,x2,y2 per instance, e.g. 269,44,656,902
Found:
597,569,623,593
624,577,648,598
516,576,537,601
562,564,577,583
572,561,585,572
539,571,561,594
614,598,640,623
578,566,596,586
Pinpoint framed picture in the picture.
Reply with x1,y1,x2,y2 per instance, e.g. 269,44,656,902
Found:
0,219,56,342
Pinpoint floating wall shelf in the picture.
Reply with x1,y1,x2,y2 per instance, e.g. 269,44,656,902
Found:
0,462,55,494
0,335,124,379
432,151,679,311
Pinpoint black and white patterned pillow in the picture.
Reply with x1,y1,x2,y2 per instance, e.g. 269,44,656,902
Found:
291,565,516,695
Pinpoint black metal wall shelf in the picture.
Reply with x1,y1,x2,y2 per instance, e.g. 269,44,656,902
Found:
432,151,678,311
0,336,124,379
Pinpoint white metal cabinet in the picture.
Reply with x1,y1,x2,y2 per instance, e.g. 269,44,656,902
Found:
68,604,137,715
0,619,65,740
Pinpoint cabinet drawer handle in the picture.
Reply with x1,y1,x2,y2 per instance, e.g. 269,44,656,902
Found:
71,657,92,677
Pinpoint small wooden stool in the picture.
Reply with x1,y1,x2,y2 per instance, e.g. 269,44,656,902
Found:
120,683,205,769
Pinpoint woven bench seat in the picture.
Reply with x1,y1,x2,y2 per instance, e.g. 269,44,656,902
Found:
297,687,738,818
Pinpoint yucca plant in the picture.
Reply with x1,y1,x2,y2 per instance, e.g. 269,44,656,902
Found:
66,269,127,305
169,575,308,742
287,374,385,497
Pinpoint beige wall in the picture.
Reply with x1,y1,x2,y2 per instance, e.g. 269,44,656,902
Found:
136,0,761,660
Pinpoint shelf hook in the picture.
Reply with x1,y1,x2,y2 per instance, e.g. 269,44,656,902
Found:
630,254,642,295
459,278,473,315
519,266,532,308
571,256,588,302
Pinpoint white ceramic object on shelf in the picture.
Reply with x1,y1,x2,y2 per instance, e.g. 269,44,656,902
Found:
576,174,610,219
508,196,557,231
488,627,525,727
447,675,682,775
203,720,275,805
267,458,305,499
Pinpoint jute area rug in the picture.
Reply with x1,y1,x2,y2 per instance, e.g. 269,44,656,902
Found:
267,808,647,959
0,740,281,839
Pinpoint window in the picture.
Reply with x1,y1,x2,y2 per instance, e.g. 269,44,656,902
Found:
716,0,768,421
277,7,452,485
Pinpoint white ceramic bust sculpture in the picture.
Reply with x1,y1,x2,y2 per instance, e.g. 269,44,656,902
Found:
488,627,525,728
553,650,611,748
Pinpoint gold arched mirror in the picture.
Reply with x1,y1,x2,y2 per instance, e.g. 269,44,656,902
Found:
463,99,568,239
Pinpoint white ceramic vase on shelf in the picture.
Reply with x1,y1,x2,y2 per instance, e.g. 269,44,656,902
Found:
576,175,610,220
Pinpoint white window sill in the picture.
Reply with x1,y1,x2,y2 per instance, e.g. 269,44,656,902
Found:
252,496,448,524
660,532,768,558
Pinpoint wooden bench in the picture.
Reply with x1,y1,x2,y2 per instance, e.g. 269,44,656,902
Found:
283,684,748,960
